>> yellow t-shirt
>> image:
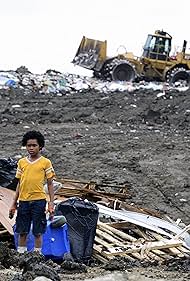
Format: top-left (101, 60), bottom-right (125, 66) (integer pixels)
top-left (16, 156), bottom-right (55, 201)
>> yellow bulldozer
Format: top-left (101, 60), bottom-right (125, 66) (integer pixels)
top-left (72, 30), bottom-right (190, 85)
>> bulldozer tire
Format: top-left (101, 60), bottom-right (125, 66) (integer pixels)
top-left (167, 67), bottom-right (190, 86)
top-left (102, 59), bottom-right (136, 82)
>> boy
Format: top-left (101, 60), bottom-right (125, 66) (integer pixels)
top-left (9, 130), bottom-right (55, 253)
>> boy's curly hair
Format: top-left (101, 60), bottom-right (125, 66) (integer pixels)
top-left (22, 131), bottom-right (45, 148)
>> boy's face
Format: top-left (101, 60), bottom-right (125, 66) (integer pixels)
top-left (26, 139), bottom-right (41, 156)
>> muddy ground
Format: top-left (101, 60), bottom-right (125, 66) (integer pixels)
top-left (0, 81), bottom-right (190, 280)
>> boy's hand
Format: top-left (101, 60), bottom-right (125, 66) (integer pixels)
top-left (48, 202), bottom-right (54, 220)
top-left (9, 203), bottom-right (17, 219)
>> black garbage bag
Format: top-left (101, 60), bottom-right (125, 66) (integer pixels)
top-left (0, 158), bottom-right (17, 189)
top-left (55, 197), bottom-right (99, 264)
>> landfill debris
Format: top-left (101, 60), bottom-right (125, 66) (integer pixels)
top-left (93, 204), bottom-right (190, 262)
top-left (0, 65), bottom-right (190, 281)
top-left (45, 179), bottom-right (190, 263)
top-left (53, 179), bottom-right (190, 263)
top-left (33, 277), bottom-right (53, 281)
top-left (0, 175), bottom-right (190, 281)
top-left (0, 72), bottom-right (19, 88)
top-left (0, 68), bottom-right (188, 95)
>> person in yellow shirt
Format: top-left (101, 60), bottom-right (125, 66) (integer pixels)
top-left (9, 130), bottom-right (55, 254)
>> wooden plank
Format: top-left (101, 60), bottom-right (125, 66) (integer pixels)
top-left (98, 224), bottom-right (125, 243)
top-left (102, 240), bottom-right (183, 257)
top-left (95, 236), bottom-right (112, 248)
top-left (173, 246), bottom-right (190, 258)
top-left (98, 222), bottom-right (137, 242)
top-left (96, 226), bottom-right (165, 261)
top-left (143, 251), bottom-right (164, 262)
top-left (58, 178), bottom-right (90, 185)
top-left (58, 178), bottom-right (128, 190)
top-left (93, 252), bottom-right (109, 263)
top-left (56, 187), bottom-right (130, 200)
top-left (98, 220), bottom-right (184, 259)
top-left (0, 230), bottom-right (8, 235)
top-left (93, 243), bottom-right (103, 253)
top-left (93, 233), bottom-right (143, 260)
top-left (106, 221), bottom-right (136, 230)
top-left (0, 200), bottom-right (15, 234)
top-left (119, 250), bottom-right (144, 260)
top-left (0, 188), bottom-right (16, 235)
top-left (98, 223), bottom-right (164, 261)
top-left (55, 178), bottom-right (130, 200)
top-left (150, 232), bottom-right (184, 257)
top-left (130, 252), bottom-right (144, 260)
top-left (93, 245), bottom-right (113, 260)
top-left (96, 229), bottom-right (125, 246)
top-left (93, 243), bottom-right (143, 260)
top-left (0, 188), bottom-right (16, 205)
top-left (133, 228), bottom-right (173, 260)
top-left (177, 246), bottom-right (190, 254)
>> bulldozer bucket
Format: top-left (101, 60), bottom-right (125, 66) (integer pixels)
top-left (72, 36), bottom-right (107, 71)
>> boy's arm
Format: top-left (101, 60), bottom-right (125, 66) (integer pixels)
top-left (47, 178), bottom-right (54, 216)
top-left (9, 180), bottom-right (20, 218)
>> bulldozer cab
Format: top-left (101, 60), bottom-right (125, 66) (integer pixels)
top-left (142, 30), bottom-right (172, 61)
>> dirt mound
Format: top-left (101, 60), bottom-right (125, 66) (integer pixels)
top-left (1, 86), bottom-right (190, 222)
top-left (0, 81), bottom-right (190, 280)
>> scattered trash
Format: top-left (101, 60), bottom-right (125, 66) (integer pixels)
top-left (0, 174), bottom-right (190, 280)
top-left (0, 72), bottom-right (19, 88)
top-left (157, 92), bottom-right (165, 98)
top-left (11, 105), bottom-right (21, 108)
top-left (0, 68), bottom-right (188, 94)
top-left (52, 179), bottom-right (190, 262)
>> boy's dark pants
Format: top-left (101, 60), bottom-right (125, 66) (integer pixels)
top-left (16, 199), bottom-right (47, 236)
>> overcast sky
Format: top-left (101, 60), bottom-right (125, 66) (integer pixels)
top-left (0, 0), bottom-right (190, 75)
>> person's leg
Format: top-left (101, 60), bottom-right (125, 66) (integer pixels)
top-left (18, 233), bottom-right (28, 253)
top-left (16, 201), bottom-right (31, 253)
top-left (19, 233), bottom-right (27, 246)
top-left (31, 199), bottom-right (47, 253)
top-left (34, 234), bottom-right (42, 252)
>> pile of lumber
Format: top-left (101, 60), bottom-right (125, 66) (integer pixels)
top-left (52, 179), bottom-right (190, 263)
top-left (93, 221), bottom-right (190, 262)
top-left (55, 178), bottom-right (130, 202)
top-left (1, 178), bottom-right (190, 264)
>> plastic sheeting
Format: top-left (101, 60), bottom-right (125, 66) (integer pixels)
top-left (0, 158), bottom-right (17, 188)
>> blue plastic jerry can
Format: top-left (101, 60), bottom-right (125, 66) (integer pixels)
top-left (13, 220), bottom-right (71, 259)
